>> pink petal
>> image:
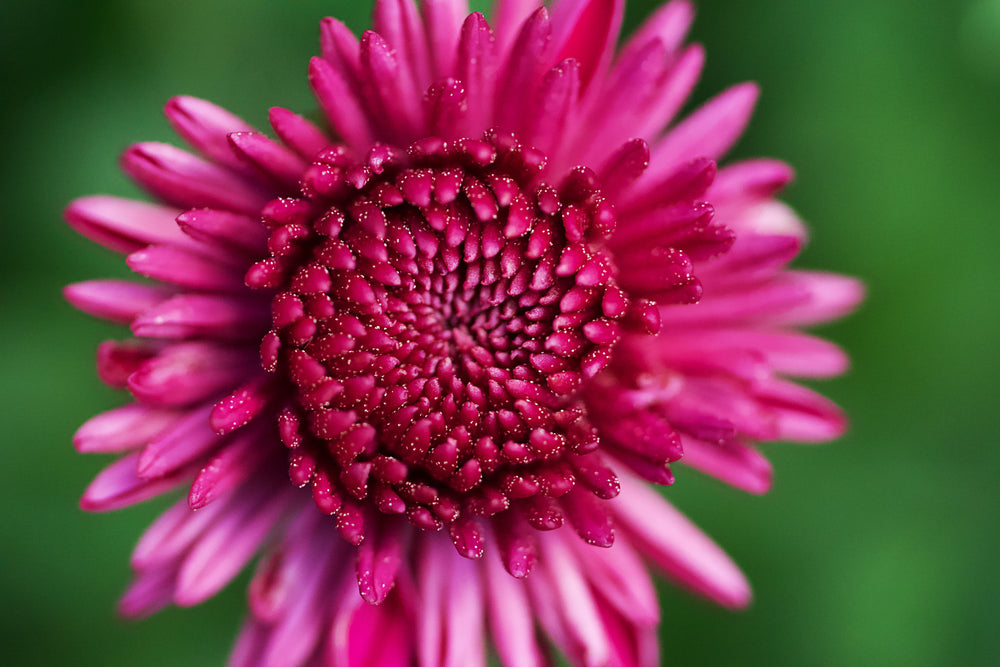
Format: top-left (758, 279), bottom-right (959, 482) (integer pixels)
top-left (484, 544), bottom-right (547, 667)
top-left (374, 0), bottom-right (433, 94)
top-left (164, 95), bottom-right (256, 172)
top-left (174, 485), bottom-right (289, 606)
top-left (127, 244), bottom-right (247, 292)
top-left (523, 59), bottom-right (580, 160)
top-left (131, 293), bottom-right (269, 341)
top-left (131, 496), bottom-right (227, 569)
top-left (188, 429), bottom-right (274, 509)
top-left (679, 436), bottom-right (773, 494)
top-left (118, 564), bottom-right (177, 619)
top-left (74, 403), bottom-right (183, 454)
top-left (648, 82), bottom-right (759, 176)
top-left (64, 195), bottom-right (190, 254)
top-left (493, 8), bottom-right (551, 133)
top-left (136, 403), bottom-right (222, 478)
top-left (767, 271), bottom-right (866, 326)
top-left (228, 131), bottom-right (309, 192)
top-left (755, 378), bottom-right (848, 443)
top-left (120, 142), bottom-right (270, 215)
top-left (269, 106), bottom-right (331, 161)
top-left (455, 12), bottom-right (498, 136)
top-left (421, 0), bottom-right (469, 78)
top-left (549, 0), bottom-right (623, 89)
top-left (611, 470), bottom-right (752, 608)
top-left (619, 0), bottom-right (695, 60)
top-left (176, 207), bottom-right (268, 256)
top-left (355, 517), bottom-right (406, 604)
top-left (533, 533), bottom-right (611, 666)
top-left (320, 17), bottom-right (362, 84)
top-left (127, 343), bottom-right (253, 409)
top-left (64, 280), bottom-right (171, 324)
top-left (309, 56), bottom-right (375, 149)
top-left (565, 533), bottom-right (659, 625)
top-left (491, 0), bottom-right (539, 60)
top-left (80, 452), bottom-right (190, 512)
top-left (359, 30), bottom-right (424, 144)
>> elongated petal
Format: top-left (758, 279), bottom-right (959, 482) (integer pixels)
top-left (65, 195), bottom-right (190, 254)
top-left (121, 142), bottom-right (270, 215)
top-left (65, 280), bottom-right (171, 324)
top-left (612, 471), bottom-right (752, 608)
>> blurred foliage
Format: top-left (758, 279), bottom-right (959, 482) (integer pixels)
top-left (0, 0), bottom-right (997, 665)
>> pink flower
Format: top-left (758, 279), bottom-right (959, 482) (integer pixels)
top-left (66, 1), bottom-right (863, 665)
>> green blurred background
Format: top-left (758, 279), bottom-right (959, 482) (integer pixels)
top-left (1, 0), bottom-right (998, 665)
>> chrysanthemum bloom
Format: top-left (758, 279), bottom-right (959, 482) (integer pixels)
top-left (66, 1), bottom-right (862, 665)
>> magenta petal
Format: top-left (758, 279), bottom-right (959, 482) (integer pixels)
top-left (74, 404), bottom-right (183, 454)
top-left (65, 195), bottom-right (190, 254)
top-left (117, 565), bottom-right (177, 619)
top-left (127, 244), bottom-right (247, 292)
top-left (421, 0), bottom-right (469, 78)
top-left (710, 158), bottom-right (795, 203)
top-left (127, 343), bottom-right (253, 409)
top-left (80, 452), bottom-right (190, 512)
top-left (229, 131), bottom-right (309, 192)
top-left (309, 56), bottom-right (374, 149)
top-left (132, 293), bottom-right (269, 342)
top-left (768, 271), bottom-right (866, 326)
top-left (174, 486), bottom-right (289, 606)
top-left (176, 208), bottom-right (268, 256)
top-left (269, 106), bottom-right (330, 161)
top-left (756, 378), bottom-right (848, 443)
top-left (532, 534), bottom-right (611, 666)
top-left (136, 403), bottom-right (222, 478)
top-left (164, 95), bottom-right (256, 172)
top-left (131, 496), bottom-right (226, 569)
top-left (456, 12), bottom-right (498, 136)
top-left (320, 16), bottom-right (362, 87)
top-left (189, 429), bottom-right (272, 509)
top-left (549, 0), bottom-right (623, 89)
top-left (620, 0), bottom-right (695, 59)
top-left (356, 518), bottom-right (405, 603)
top-left (523, 59), bottom-right (580, 158)
top-left (64, 280), bottom-right (170, 324)
top-left (121, 142), bottom-right (270, 215)
top-left (494, 7), bottom-right (551, 133)
top-left (484, 543), bottom-right (547, 667)
top-left (373, 0), bottom-right (433, 94)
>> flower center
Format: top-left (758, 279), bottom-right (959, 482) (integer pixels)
top-left (247, 132), bottom-right (628, 545)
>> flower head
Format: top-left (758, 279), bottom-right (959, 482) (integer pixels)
top-left (66, 1), bottom-right (862, 665)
